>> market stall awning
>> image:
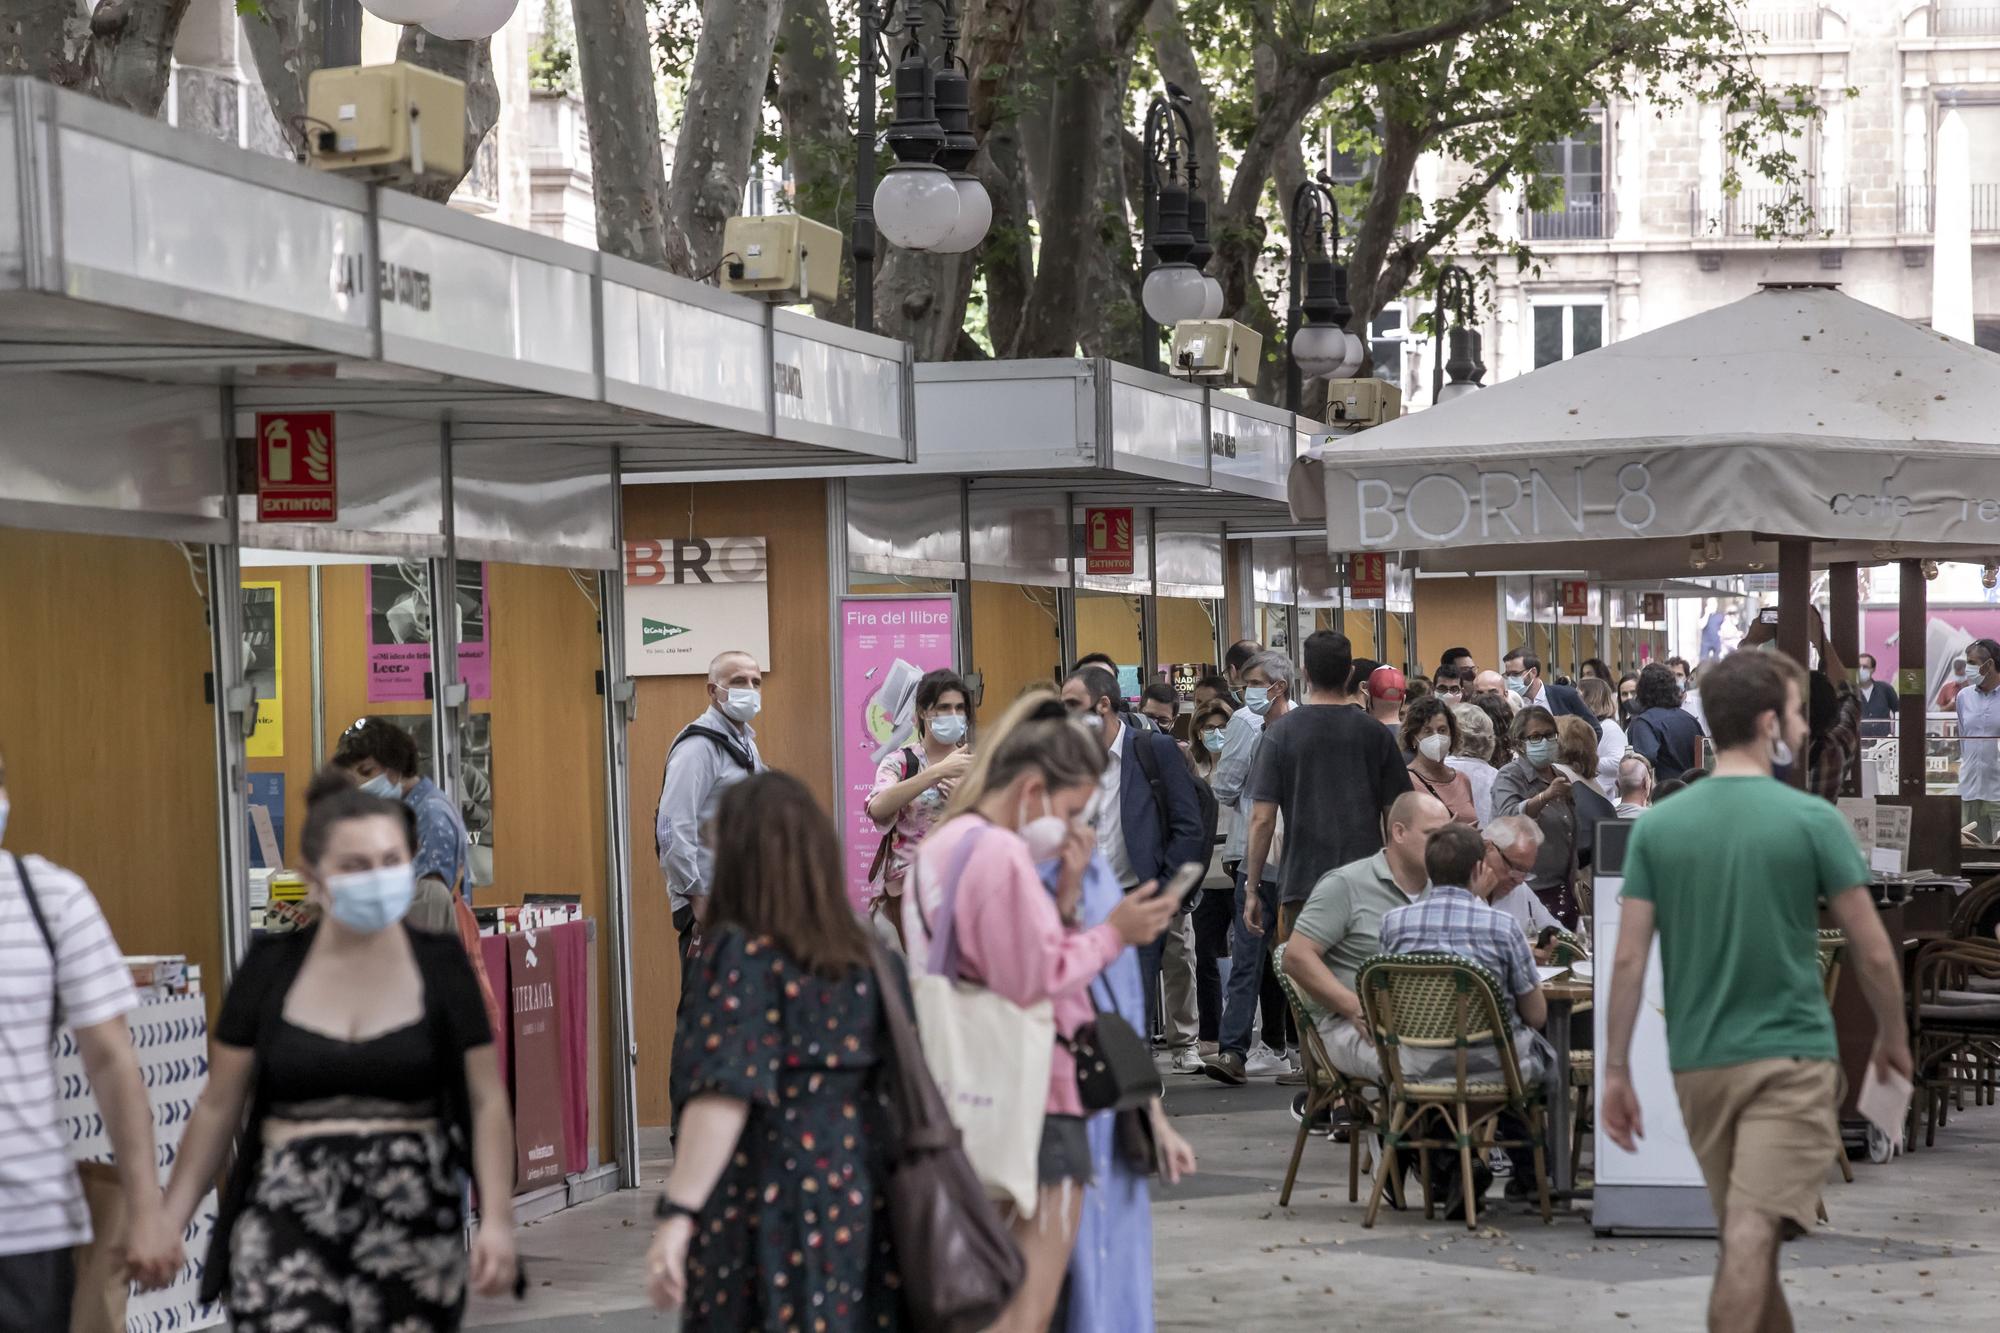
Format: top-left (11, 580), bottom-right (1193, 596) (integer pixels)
top-left (0, 77), bottom-right (916, 560)
top-left (1312, 285), bottom-right (2000, 576)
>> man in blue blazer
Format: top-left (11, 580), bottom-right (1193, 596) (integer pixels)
top-left (1062, 666), bottom-right (1209, 1067)
top-left (1503, 648), bottom-right (1602, 739)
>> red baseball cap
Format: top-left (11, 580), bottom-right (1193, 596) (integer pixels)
top-left (1367, 665), bottom-right (1407, 702)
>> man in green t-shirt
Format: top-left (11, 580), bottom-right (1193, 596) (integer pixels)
top-left (1602, 649), bottom-right (1910, 1333)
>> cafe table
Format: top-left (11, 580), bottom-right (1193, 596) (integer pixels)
top-left (1541, 975), bottom-right (1594, 1199)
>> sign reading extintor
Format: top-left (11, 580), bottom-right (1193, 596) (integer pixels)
top-left (1642, 592), bottom-right (1666, 621)
top-left (1349, 552), bottom-right (1387, 600)
top-left (1084, 507), bottom-right (1135, 576)
top-left (256, 412), bottom-right (337, 522)
top-left (1560, 579), bottom-right (1590, 618)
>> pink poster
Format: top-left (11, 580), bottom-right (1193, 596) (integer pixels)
top-left (367, 560), bottom-right (492, 703)
top-left (841, 597), bottom-right (956, 911)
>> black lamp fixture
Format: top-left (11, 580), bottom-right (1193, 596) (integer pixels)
top-left (1431, 263), bottom-right (1486, 405)
top-left (1139, 90), bottom-right (1214, 372)
top-left (1285, 175), bottom-right (1365, 412)
top-left (852, 0), bottom-right (991, 333)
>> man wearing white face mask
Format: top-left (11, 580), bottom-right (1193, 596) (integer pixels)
top-left (657, 651), bottom-right (767, 965)
top-left (1956, 638), bottom-right (2000, 844)
top-left (332, 717), bottom-right (469, 934)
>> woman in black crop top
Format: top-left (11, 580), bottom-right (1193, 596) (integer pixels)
top-left (162, 772), bottom-right (519, 1330)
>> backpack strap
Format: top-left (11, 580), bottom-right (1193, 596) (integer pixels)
top-left (11, 855), bottom-right (62, 1038)
top-left (654, 723), bottom-right (759, 861)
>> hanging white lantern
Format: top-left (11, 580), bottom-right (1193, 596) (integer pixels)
top-left (360, 0), bottom-right (457, 25)
top-left (423, 0), bottom-right (519, 41)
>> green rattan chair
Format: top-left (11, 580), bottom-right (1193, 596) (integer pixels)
top-left (1271, 942), bottom-right (1388, 1207)
top-left (1356, 951), bottom-right (1553, 1230)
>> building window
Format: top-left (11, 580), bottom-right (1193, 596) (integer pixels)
top-left (1526, 121), bottom-right (1608, 239)
top-left (1531, 300), bottom-right (1605, 368)
top-left (1370, 303), bottom-right (1407, 389)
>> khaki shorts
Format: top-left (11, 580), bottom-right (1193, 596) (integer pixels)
top-left (1673, 1057), bottom-right (1842, 1239)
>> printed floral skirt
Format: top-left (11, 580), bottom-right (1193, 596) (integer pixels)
top-left (227, 1129), bottom-right (466, 1332)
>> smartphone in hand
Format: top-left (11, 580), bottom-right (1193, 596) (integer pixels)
top-left (1165, 861), bottom-right (1207, 908)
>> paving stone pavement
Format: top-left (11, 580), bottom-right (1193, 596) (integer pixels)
top-left (469, 1074), bottom-right (2000, 1331)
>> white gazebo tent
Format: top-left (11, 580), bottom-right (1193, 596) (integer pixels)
top-left (1307, 282), bottom-right (1998, 867)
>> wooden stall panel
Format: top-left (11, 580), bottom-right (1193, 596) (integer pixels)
top-left (0, 529), bottom-right (222, 1016)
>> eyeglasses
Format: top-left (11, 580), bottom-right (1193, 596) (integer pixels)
top-left (1488, 844), bottom-right (1536, 878)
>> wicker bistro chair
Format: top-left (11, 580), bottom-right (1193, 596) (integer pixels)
top-left (1270, 943), bottom-right (1388, 1208)
top-left (1356, 952), bottom-right (1554, 1230)
top-left (1909, 940), bottom-right (2000, 1146)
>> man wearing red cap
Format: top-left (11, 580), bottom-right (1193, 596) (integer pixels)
top-left (1365, 665), bottom-right (1406, 735)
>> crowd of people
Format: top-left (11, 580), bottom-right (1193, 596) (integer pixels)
top-left (0, 594), bottom-right (1968, 1333)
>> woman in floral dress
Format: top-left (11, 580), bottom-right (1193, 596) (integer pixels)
top-left (647, 771), bottom-right (903, 1331)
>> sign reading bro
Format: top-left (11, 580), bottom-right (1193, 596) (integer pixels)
top-left (625, 536), bottom-right (769, 586)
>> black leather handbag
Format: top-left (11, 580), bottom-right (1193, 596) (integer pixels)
top-left (1066, 982), bottom-right (1162, 1113)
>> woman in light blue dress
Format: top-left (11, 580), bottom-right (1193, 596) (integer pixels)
top-left (1046, 851), bottom-right (1198, 1333)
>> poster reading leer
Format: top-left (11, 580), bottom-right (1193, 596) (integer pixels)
top-left (367, 560), bottom-right (492, 702)
top-left (840, 597), bottom-right (956, 912)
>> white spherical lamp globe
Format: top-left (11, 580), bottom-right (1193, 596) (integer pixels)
top-left (933, 174), bottom-right (993, 254)
top-left (875, 164), bottom-right (961, 251)
top-left (422, 0), bottom-right (518, 41)
top-left (1199, 274), bottom-right (1225, 319)
top-left (362, 0), bottom-right (456, 24)
top-left (1291, 324), bottom-right (1347, 380)
top-left (1335, 330), bottom-right (1368, 379)
top-left (1142, 263), bottom-right (1209, 326)
top-left (1437, 379), bottom-right (1481, 404)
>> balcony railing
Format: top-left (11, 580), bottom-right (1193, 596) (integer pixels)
top-left (1898, 183), bottom-right (2000, 232)
top-left (1743, 6), bottom-right (1824, 42)
top-left (1935, 3), bottom-right (2000, 36)
top-left (1521, 191), bottom-right (1614, 240)
top-left (1687, 186), bottom-right (1848, 238)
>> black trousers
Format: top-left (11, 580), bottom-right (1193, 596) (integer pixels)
top-left (1191, 885), bottom-right (1235, 1043)
top-left (0, 1245), bottom-right (73, 1333)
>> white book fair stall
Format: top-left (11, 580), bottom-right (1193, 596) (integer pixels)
top-left (0, 78), bottom-right (914, 1328)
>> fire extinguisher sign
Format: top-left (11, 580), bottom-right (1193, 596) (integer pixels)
top-left (256, 412), bottom-right (338, 522)
top-left (1084, 506), bottom-right (1135, 576)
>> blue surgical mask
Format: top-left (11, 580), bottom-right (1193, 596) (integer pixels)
top-left (929, 714), bottom-right (968, 745)
top-left (1505, 674), bottom-right (1528, 697)
top-left (1201, 728), bottom-right (1225, 753)
top-left (1524, 738), bottom-right (1556, 769)
top-left (721, 687), bottom-right (762, 723)
top-left (1245, 686), bottom-right (1272, 716)
top-left (359, 774), bottom-right (399, 800)
top-left (325, 863), bottom-right (416, 933)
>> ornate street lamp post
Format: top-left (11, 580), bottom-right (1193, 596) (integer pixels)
top-left (1139, 91), bottom-right (1214, 373)
top-left (1284, 175), bottom-right (1365, 412)
top-left (1431, 263), bottom-right (1486, 404)
top-left (853, 0), bottom-right (991, 333)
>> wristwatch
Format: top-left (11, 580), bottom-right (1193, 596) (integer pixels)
top-left (654, 1195), bottom-right (701, 1224)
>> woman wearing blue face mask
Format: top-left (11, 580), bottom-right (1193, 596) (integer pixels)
top-left (1490, 706), bottom-right (1583, 927)
top-left (864, 670), bottom-right (975, 944)
top-left (331, 716), bottom-right (470, 935)
top-left (163, 770), bottom-right (519, 1330)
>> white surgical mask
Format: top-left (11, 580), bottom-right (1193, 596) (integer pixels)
top-left (721, 687), bottom-right (762, 723)
top-left (1245, 686), bottom-right (1272, 716)
top-left (359, 774), bottom-right (399, 800)
top-left (1418, 733), bottom-right (1452, 763)
top-left (1080, 710), bottom-right (1105, 733)
top-left (1019, 791), bottom-right (1070, 862)
top-left (1858, 666), bottom-right (1873, 685)
top-left (929, 714), bottom-right (968, 745)
top-left (1771, 733), bottom-right (1795, 769)
top-left (0, 794), bottom-right (9, 846)
top-left (325, 863), bottom-right (417, 934)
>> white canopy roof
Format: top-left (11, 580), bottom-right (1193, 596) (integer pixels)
top-left (1314, 285), bottom-right (2000, 578)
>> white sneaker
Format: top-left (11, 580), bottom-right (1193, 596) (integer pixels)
top-left (1170, 1049), bottom-right (1206, 1075)
top-left (1243, 1042), bottom-right (1288, 1077)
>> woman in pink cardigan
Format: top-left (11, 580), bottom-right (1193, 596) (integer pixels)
top-left (906, 692), bottom-right (1179, 1332)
